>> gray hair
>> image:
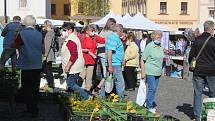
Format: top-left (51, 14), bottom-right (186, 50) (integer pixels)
top-left (44, 20), bottom-right (53, 28)
top-left (204, 20), bottom-right (215, 31)
top-left (112, 24), bottom-right (123, 32)
top-left (23, 15), bottom-right (36, 26)
top-left (151, 30), bottom-right (162, 40)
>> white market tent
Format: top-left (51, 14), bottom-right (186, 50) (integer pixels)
top-left (92, 11), bottom-right (169, 31)
top-left (121, 13), bottom-right (132, 23)
top-left (123, 12), bottom-right (169, 31)
top-left (114, 15), bottom-right (123, 24)
top-left (36, 18), bottom-right (83, 27)
top-left (91, 11), bottom-right (123, 27)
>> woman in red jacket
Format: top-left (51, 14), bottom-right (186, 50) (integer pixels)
top-left (79, 25), bottom-right (105, 92)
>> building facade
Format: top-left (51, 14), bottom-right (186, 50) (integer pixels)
top-left (110, 0), bottom-right (122, 15)
top-left (113, 0), bottom-right (215, 31)
top-left (0, 0), bottom-right (52, 21)
top-left (122, 0), bottom-right (199, 31)
top-left (121, 0), bottom-right (146, 16)
top-left (147, 0), bottom-right (199, 31)
top-left (51, 0), bottom-right (72, 20)
top-left (199, 0), bottom-right (215, 23)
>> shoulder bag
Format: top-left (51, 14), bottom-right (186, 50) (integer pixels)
top-left (189, 35), bottom-right (212, 71)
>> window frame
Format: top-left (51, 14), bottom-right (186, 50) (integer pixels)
top-left (209, 9), bottom-right (215, 18)
top-left (160, 2), bottom-right (167, 14)
top-left (64, 4), bottom-right (70, 16)
top-left (19, 0), bottom-right (27, 8)
top-left (51, 4), bottom-right (56, 15)
top-left (181, 2), bottom-right (188, 15)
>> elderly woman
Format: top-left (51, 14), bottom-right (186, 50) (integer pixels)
top-left (140, 30), bottom-right (164, 114)
top-left (79, 24), bottom-right (105, 92)
top-left (124, 33), bottom-right (139, 90)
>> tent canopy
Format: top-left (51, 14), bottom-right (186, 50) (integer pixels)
top-left (91, 11), bottom-right (123, 27)
top-left (121, 13), bottom-right (132, 23)
top-left (36, 18), bottom-right (83, 27)
top-left (123, 12), bottom-right (169, 31)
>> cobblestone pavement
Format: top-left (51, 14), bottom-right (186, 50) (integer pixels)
top-left (0, 102), bottom-right (63, 121)
top-left (125, 76), bottom-right (195, 121)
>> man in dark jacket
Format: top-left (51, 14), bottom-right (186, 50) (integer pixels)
top-left (0, 16), bottom-right (22, 71)
top-left (189, 20), bottom-right (215, 121)
top-left (12, 15), bottom-right (42, 118)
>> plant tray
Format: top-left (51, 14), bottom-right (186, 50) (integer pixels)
top-left (70, 111), bottom-right (111, 121)
top-left (102, 101), bottom-right (161, 121)
top-left (59, 95), bottom-right (112, 121)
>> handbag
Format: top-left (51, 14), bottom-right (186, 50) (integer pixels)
top-left (189, 35), bottom-right (212, 71)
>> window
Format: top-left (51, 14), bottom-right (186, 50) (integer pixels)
top-left (209, 10), bottom-right (215, 18)
top-left (78, 2), bottom-right (84, 13)
top-left (51, 4), bottom-right (56, 15)
top-left (160, 2), bottom-right (167, 14)
top-left (64, 4), bottom-right (70, 15)
top-left (19, 0), bottom-right (27, 8)
top-left (181, 2), bottom-right (188, 14)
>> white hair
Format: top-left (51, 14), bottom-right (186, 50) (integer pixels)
top-left (24, 15), bottom-right (36, 26)
top-left (151, 30), bottom-right (163, 40)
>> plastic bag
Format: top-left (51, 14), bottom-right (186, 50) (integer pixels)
top-left (136, 79), bottom-right (147, 106)
top-left (105, 73), bottom-right (114, 93)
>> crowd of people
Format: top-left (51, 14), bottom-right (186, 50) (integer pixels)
top-left (1, 14), bottom-right (215, 121)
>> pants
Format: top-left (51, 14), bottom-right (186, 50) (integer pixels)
top-left (0, 48), bottom-right (16, 70)
top-left (21, 69), bottom-right (41, 114)
top-left (100, 57), bottom-right (106, 78)
top-left (80, 65), bottom-right (94, 91)
top-left (101, 65), bottom-right (125, 100)
top-left (124, 66), bottom-right (137, 89)
top-left (67, 73), bottom-right (89, 100)
top-left (43, 61), bottom-right (54, 87)
top-left (193, 75), bottom-right (215, 121)
top-left (146, 75), bottom-right (160, 109)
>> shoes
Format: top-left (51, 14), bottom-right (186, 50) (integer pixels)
top-left (41, 84), bottom-right (53, 92)
top-left (203, 86), bottom-right (209, 92)
top-left (148, 108), bottom-right (156, 114)
top-left (143, 103), bottom-right (147, 108)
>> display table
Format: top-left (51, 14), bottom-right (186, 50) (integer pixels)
top-left (169, 56), bottom-right (184, 60)
top-left (168, 56), bottom-right (184, 79)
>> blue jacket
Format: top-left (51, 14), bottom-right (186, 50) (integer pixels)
top-left (1, 22), bottom-right (22, 48)
top-left (18, 27), bottom-right (42, 70)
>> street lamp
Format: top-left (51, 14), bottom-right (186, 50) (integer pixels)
top-left (4, 0), bottom-right (7, 23)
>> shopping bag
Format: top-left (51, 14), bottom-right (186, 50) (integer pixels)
top-left (136, 79), bottom-right (147, 106)
top-left (105, 73), bottom-right (114, 93)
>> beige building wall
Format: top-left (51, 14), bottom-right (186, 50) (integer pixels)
top-left (199, 0), bottom-right (214, 23)
top-left (51, 0), bottom-right (72, 20)
top-left (110, 0), bottom-right (122, 15)
top-left (147, 0), bottom-right (198, 31)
